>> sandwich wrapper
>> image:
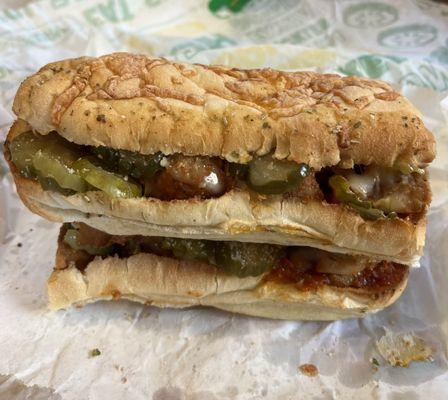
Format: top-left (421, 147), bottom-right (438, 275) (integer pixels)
top-left (0, 0), bottom-right (448, 398)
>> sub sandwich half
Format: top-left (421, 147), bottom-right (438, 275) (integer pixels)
top-left (48, 223), bottom-right (409, 320)
top-left (4, 53), bottom-right (435, 265)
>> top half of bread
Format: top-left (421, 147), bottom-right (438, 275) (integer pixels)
top-left (12, 52), bottom-right (435, 170)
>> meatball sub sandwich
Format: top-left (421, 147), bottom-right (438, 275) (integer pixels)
top-left (5, 53), bottom-right (434, 265)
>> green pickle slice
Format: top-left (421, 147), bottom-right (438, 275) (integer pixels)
top-left (90, 146), bottom-right (119, 168)
top-left (38, 177), bottom-right (77, 196)
top-left (91, 146), bottom-right (163, 180)
top-left (117, 150), bottom-right (163, 180)
top-left (73, 158), bottom-right (142, 198)
top-left (121, 239), bottom-right (142, 257)
top-left (161, 237), bottom-right (214, 263)
top-left (394, 161), bottom-right (424, 175)
top-left (160, 238), bottom-right (282, 277)
top-left (63, 229), bottom-right (113, 256)
top-left (33, 150), bottom-right (86, 192)
top-left (10, 131), bottom-right (87, 192)
top-left (215, 241), bottom-right (284, 277)
top-left (329, 175), bottom-right (390, 220)
top-left (247, 155), bottom-right (310, 194)
top-left (9, 132), bottom-right (43, 178)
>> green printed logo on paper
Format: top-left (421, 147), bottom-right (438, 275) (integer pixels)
top-left (0, 67), bottom-right (9, 80)
top-left (170, 35), bottom-right (236, 60)
top-left (378, 24), bottom-right (438, 48)
top-left (430, 40), bottom-right (448, 65)
top-left (279, 19), bottom-right (329, 45)
top-left (208, 0), bottom-right (251, 13)
top-left (338, 54), bottom-right (404, 79)
top-left (0, 20), bottom-right (71, 47)
top-left (83, 0), bottom-right (133, 26)
top-left (0, 5), bottom-right (34, 23)
top-left (145, 0), bottom-right (161, 6)
top-left (400, 64), bottom-right (448, 92)
top-left (51, 0), bottom-right (86, 9)
top-left (415, 0), bottom-right (438, 11)
top-left (343, 2), bottom-right (398, 29)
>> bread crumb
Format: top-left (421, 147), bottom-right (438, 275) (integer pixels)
top-left (121, 377), bottom-right (127, 384)
top-left (370, 357), bottom-right (380, 372)
top-left (88, 348), bottom-right (101, 358)
top-left (376, 330), bottom-right (433, 367)
top-left (298, 364), bottom-right (318, 377)
top-left (124, 313), bottom-right (133, 321)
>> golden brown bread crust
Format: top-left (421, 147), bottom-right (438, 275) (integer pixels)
top-left (13, 171), bottom-right (428, 265)
top-left (4, 120), bottom-right (428, 265)
top-left (47, 233), bottom-right (409, 320)
top-left (13, 52), bottom-right (435, 169)
top-left (10, 170), bottom-right (426, 266)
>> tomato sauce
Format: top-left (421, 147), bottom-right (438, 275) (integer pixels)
top-left (265, 257), bottom-right (408, 292)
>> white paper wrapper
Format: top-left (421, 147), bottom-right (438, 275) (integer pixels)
top-left (0, 1), bottom-right (448, 398)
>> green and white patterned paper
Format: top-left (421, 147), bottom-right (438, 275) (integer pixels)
top-left (0, 1), bottom-right (447, 399)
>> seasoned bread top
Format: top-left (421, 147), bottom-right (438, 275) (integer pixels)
top-left (13, 52), bottom-right (435, 169)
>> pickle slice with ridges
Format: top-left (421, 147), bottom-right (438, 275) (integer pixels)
top-left (161, 237), bottom-right (214, 263)
top-left (9, 132), bottom-right (45, 178)
top-left (91, 146), bottom-right (163, 180)
top-left (73, 158), bottom-right (142, 198)
top-left (117, 150), bottom-right (163, 180)
top-left (38, 177), bottom-right (77, 196)
top-left (33, 150), bottom-right (87, 192)
top-left (215, 241), bottom-right (284, 277)
top-left (10, 131), bottom-right (87, 193)
top-left (247, 155), bottom-right (310, 195)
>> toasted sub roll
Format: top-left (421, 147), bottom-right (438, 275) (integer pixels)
top-left (5, 53), bottom-right (435, 265)
top-left (5, 120), bottom-right (428, 265)
top-left (12, 53), bottom-right (435, 168)
top-left (48, 226), bottom-right (409, 320)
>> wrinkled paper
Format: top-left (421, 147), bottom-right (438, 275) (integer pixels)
top-left (0, 1), bottom-right (447, 399)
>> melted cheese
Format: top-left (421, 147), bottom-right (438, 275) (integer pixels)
top-left (345, 172), bottom-right (377, 198)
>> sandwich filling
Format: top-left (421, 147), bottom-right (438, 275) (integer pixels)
top-left (60, 223), bottom-right (408, 293)
top-left (8, 130), bottom-right (429, 221)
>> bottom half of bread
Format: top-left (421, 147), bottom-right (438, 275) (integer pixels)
top-left (48, 236), bottom-right (409, 321)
